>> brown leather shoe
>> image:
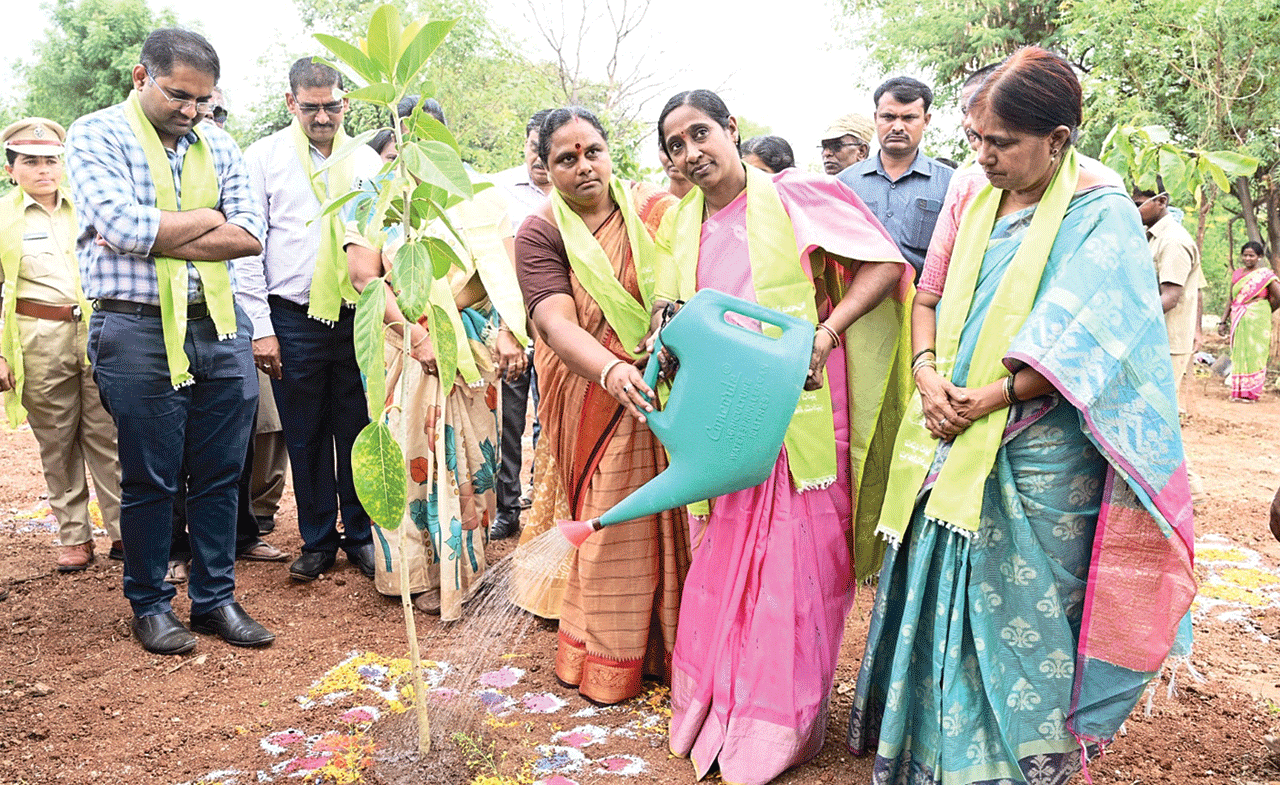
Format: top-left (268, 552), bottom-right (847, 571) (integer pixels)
top-left (56, 542), bottom-right (93, 572)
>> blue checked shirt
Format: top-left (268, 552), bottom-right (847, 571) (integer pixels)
top-left (64, 100), bottom-right (265, 305)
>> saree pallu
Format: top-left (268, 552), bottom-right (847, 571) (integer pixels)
top-left (849, 188), bottom-right (1196, 784)
top-left (1228, 266), bottom-right (1277, 400)
top-left (516, 181), bottom-right (690, 704)
top-left (372, 305), bottom-right (500, 623)
top-left (667, 171), bottom-right (913, 785)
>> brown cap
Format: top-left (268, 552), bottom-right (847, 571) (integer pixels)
top-left (2, 117), bottom-right (66, 156)
top-left (821, 113), bottom-right (874, 144)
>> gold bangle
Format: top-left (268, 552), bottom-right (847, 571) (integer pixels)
top-left (411, 328), bottom-right (429, 349)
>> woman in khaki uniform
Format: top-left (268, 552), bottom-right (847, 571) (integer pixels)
top-left (0, 118), bottom-right (122, 571)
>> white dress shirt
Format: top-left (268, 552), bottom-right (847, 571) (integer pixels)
top-left (235, 127), bottom-right (382, 338)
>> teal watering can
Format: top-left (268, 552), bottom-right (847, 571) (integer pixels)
top-left (558, 289), bottom-right (815, 547)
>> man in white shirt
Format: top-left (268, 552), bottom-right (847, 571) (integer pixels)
top-left (236, 58), bottom-right (383, 580)
top-left (487, 109), bottom-right (550, 539)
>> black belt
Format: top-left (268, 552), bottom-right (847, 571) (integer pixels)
top-left (94, 298), bottom-right (209, 319)
top-left (268, 294), bottom-right (310, 315)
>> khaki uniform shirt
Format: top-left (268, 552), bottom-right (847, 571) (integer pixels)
top-left (1, 192), bottom-right (80, 306)
top-left (1147, 212), bottom-right (1203, 355)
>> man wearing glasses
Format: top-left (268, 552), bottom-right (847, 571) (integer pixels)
top-left (817, 113), bottom-right (873, 176)
top-left (64, 28), bottom-right (271, 654)
top-left (235, 58), bottom-right (382, 583)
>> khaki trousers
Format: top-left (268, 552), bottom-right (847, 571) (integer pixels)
top-left (18, 315), bottom-right (121, 544)
top-left (250, 369), bottom-right (288, 518)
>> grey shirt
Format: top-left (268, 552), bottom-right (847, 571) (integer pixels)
top-left (838, 151), bottom-right (953, 278)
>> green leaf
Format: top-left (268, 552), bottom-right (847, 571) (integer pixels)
top-left (410, 113), bottom-right (462, 156)
top-left (1202, 150), bottom-right (1260, 179)
top-left (343, 83), bottom-right (397, 107)
top-left (393, 241), bottom-right (433, 322)
top-left (425, 236), bottom-right (465, 278)
top-left (400, 142), bottom-right (472, 199)
top-left (1141, 125), bottom-right (1172, 145)
top-left (429, 304), bottom-right (458, 386)
top-left (1200, 156), bottom-right (1232, 192)
top-left (312, 36), bottom-right (381, 85)
top-left (365, 4), bottom-right (402, 74)
top-left (395, 19), bottom-right (456, 85)
top-left (352, 421), bottom-right (406, 530)
top-left (1157, 148), bottom-right (1188, 199)
top-left (315, 189), bottom-right (364, 223)
top-left (311, 128), bottom-right (380, 179)
top-left (354, 278), bottom-right (388, 419)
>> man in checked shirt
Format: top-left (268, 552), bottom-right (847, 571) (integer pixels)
top-left (65, 28), bottom-right (273, 655)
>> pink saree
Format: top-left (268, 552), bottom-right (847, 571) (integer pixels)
top-left (668, 171), bottom-right (910, 785)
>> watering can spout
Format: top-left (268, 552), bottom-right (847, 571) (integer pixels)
top-left (557, 517), bottom-right (602, 549)
top-left (557, 289), bottom-right (814, 548)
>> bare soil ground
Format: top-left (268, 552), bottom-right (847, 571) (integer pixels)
top-left (6, 359), bottom-right (1280, 785)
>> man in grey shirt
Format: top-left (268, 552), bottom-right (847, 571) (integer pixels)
top-left (838, 76), bottom-right (952, 281)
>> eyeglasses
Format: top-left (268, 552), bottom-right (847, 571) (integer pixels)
top-left (819, 140), bottom-right (867, 154)
top-left (295, 100), bottom-right (345, 116)
top-left (145, 68), bottom-right (213, 115)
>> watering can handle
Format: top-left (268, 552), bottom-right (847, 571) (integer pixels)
top-left (642, 332), bottom-right (665, 394)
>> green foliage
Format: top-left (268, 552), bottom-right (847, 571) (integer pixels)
top-left (1100, 125), bottom-right (1259, 202)
top-left (353, 278), bottom-right (389, 419)
top-left (19, 0), bottom-right (178, 127)
top-left (289, 0), bottom-right (562, 173)
top-left (351, 421), bottom-right (407, 529)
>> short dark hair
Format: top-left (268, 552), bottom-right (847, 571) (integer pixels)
top-left (874, 76), bottom-right (933, 112)
top-left (740, 135), bottom-right (795, 173)
top-left (5, 149), bottom-right (16, 166)
top-left (526, 109), bottom-right (553, 139)
top-left (1132, 176), bottom-right (1167, 200)
top-left (657, 89), bottom-right (737, 156)
top-left (1243, 240), bottom-right (1267, 257)
top-left (140, 28), bottom-right (220, 81)
top-left (962, 63), bottom-right (1000, 91)
top-left (368, 128), bottom-right (395, 156)
top-left (397, 95), bottom-right (446, 125)
top-left (969, 47), bottom-right (1082, 144)
top-left (537, 107), bottom-right (608, 165)
top-left (289, 57), bottom-right (343, 95)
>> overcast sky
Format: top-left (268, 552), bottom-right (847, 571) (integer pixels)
top-left (4, 0), bottom-right (954, 171)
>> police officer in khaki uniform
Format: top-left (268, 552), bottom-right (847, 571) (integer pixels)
top-left (0, 118), bottom-right (123, 571)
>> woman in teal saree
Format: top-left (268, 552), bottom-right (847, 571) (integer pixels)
top-left (848, 47), bottom-right (1196, 785)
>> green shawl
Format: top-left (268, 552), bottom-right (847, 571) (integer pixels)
top-left (878, 148), bottom-right (1081, 542)
top-left (289, 118), bottom-right (359, 324)
top-left (123, 91), bottom-right (237, 389)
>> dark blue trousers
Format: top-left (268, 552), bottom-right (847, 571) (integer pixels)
top-left (89, 306), bottom-right (256, 618)
top-left (268, 300), bottom-right (370, 556)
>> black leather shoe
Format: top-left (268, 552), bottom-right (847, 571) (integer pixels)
top-left (346, 544), bottom-right (376, 580)
top-left (108, 540), bottom-right (125, 561)
top-left (255, 515), bottom-right (276, 535)
top-left (132, 611), bottom-right (197, 655)
top-left (289, 551), bottom-right (336, 581)
top-left (190, 602), bottom-right (275, 647)
top-left (488, 515), bottom-right (520, 540)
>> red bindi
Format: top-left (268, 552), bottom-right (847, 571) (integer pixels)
top-left (575, 143), bottom-right (582, 151)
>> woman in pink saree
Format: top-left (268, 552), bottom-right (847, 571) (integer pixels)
top-left (653, 89), bottom-right (914, 785)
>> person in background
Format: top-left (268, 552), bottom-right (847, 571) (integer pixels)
top-left (198, 86), bottom-right (228, 129)
top-left (368, 129), bottom-right (397, 163)
top-left (1219, 240), bottom-right (1280, 402)
top-left (1134, 183), bottom-right (1209, 504)
top-left (849, 47), bottom-right (1194, 784)
top-left (656, 88), bottom-right (912, 785)
top-left (659, 147), bottom-right (692, 199)
top-left (838, 76), bottom-right (952, 281)
top-left (66, 28), bottom-right (272, 654)
top-left (0, 118), bottom-right (123, 573)
top-left (488, 109), bottom-right (552, 540)
top-left (236, 57), bottom-right (382, 582)
top-left (514, 107), bottom-right (690, 699)
top-left (740, 135), bottom-right (795, 173)
top-left (818, 112), bottom-right (873, 175)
